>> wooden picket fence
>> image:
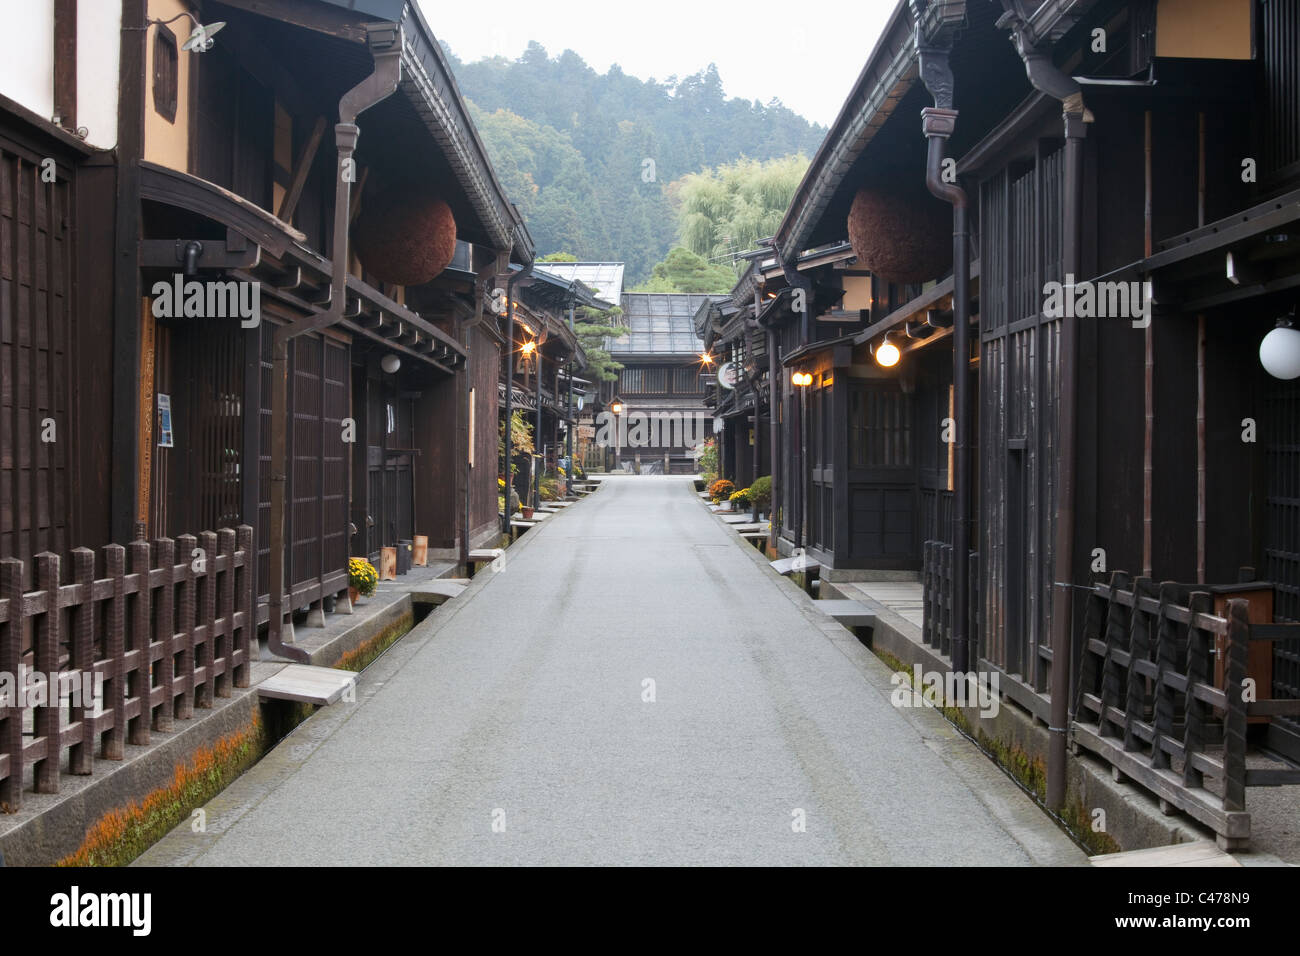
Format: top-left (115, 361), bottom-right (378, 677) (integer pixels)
top-left (1072, 572), bottom-right (1300, 847)
top-left (0, 526), bottom-right (256, 810)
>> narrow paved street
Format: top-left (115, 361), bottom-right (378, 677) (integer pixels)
top-left (140, 478), bottom-right (1082, 866)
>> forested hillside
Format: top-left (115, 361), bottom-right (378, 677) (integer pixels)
top-left (444, 42), bottom-right (825, 283)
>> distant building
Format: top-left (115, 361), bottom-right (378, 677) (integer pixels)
top-left (607, 293), bottom-right (716, 475)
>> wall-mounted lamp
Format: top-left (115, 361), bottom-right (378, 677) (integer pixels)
top-left (700, 352), bottom-right (713, 365)
top-left (128, 12), bottom-right (226, 53)
top-left (1260, 310), bottom-right (1300, 380)
top-left (521, 340), bottom-right (537, 356)
top-left (874, 332), bottom-right (901, 368)
top-left (791, 371), bottom-right (812, 387)
top-left (380, 353), bottom-right (401, 374)
top-left (611, 400), bottom-right (624, 414)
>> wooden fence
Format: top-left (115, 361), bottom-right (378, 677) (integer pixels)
top-left (0, 526), bottom-right (255, 810)
top-left (1072, 572), bottom-right (1300, 847)
top-left (921, 541), bottom-right (979, 658)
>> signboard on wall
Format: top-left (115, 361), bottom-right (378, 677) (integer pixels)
top-left (717, 361), bottom-right (740, 390)
top-left (157, 394), bottom-right (174, 448)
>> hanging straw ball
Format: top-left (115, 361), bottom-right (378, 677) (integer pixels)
top-left (352, 189), bottom-right (457, 286)
top-left (847, 185), bottom-right (951, 283)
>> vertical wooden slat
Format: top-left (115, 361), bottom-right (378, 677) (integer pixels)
top-left (1123, 577), bottom-right (1154, 753)
top-left (197, 529), bottom-right (217, 708)
top-left (235, 524), bottom-right (253, 687)
top-left (33, 551), bottom-right (59, 793)
top-left (127, 538), bottom-right (151, 746)
top-left (216, 527), bottom-right (235, 698)
top-left (1150, 581), bottom-right (1179, 771)
top-left (0, 557), bottom-right (23, 808)
top-left (103, 543), bottom-right (126, 759)
top-left (1182, 590), bottom-right (1212, 789)
top-left (1222, 598), bottom-right (1250, 812)
top-left (69, 546), bottom-right (94, 774)
top-left (175, 532), bottom-right (196, 719)
top-left (1098, 571), bottom-right (1133, 739)
top-left (153, 537), bottom-right (175, 731)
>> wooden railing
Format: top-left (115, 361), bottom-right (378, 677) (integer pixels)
top-left (921, 541), bottom-right (978, 658)
top-left (0, 527), bottom-right (256, 810)
top-left (1072, 572), bottom-right (1300, 847)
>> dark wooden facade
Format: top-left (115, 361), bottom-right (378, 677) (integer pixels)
top-left (4, 0), bottom-right (530, 637)
top-left (765, 0), bottom-right (1300, 829)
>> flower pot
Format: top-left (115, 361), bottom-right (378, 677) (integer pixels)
top-left (522, 506), bottom-right (534, 519)
top-left (349, 586), bottom-right (360, 605)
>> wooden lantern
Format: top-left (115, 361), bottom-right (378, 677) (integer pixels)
top-left (380, 546), bottom-right (397, 581)
top-left (412, 535), bottom-right (428, 567)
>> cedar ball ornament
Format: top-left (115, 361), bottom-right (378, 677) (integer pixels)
top-left (847, 185), bottom-right (951, 283)
top-left (352, 188), bottom-right (457, 286)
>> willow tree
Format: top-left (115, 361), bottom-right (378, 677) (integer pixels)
top-left (677, 154), bottom-right (809, 264)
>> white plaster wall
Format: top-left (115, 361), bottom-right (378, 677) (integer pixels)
top-left (0, 0), bottom-right (56, 121)
top-left (79, 0), bottom-right (121, 148)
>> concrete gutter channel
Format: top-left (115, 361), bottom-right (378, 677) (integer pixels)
top-left (700, 487), bottom-right (1295, 865)
top-left (0, 491), bottom-right (594, 867)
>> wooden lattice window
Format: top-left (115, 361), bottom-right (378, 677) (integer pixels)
top-left (153, 25), bottom-right (178, 123)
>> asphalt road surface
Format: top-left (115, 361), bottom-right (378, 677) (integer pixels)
top-left (138, 476), bottom-right (1083, 866)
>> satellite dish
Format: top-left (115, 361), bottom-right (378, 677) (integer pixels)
top-left (181, 20), bottom-right (226, 53)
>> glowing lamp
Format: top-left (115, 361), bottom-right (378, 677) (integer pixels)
top-left (875, 334), bottom-right (901, 368)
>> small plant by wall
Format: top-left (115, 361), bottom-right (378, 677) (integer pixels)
top-left (334, 610), bottom-right (415, 675)
top-left (57, 714), bottom-right (266, 867)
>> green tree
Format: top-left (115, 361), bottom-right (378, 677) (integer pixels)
top-left (574, 305), bottom-right (625, 383)
top-left (631, 247), bottom-right (737, 293)
top-left (449, 46), bottom-right (826, 282)
top-left (676, 154), bottom-right (810, 263)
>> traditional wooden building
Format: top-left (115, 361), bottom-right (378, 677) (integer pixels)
top-left (2, 0), bottom-right (532, 640)
top-left (500, 267), bottom-right (602, 510)
top-left (767, 0), bottom-right (1300, 841)
top-left (607, 293), bottom-right (714, 475)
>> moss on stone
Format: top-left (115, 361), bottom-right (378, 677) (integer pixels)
top-left (333, 610), bottom-right (414, 675)
top-left (57, 714), bottom-right (267, 867)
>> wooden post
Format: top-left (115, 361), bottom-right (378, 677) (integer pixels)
top-left (0, 558), bottom-right (24, 809)
top-left (103, 544), bottom-right (127, 760)
top-left (1098, 571), bottom-right (1132, 740)
top-left (33, 553), bottom-right (60, 793)
top-left (69, 547), bottom-right (95, 774)
top-left (1182, 591), bottom-right (1212, 789)
top-left (217, 528), bottom-right (236, 698)
top-left (1123, 577), bottom-right (1154, 753)
top-left (1150, 582), bottom-right (1179, 771)
top-left (153, 538), bottom-right (175, 731)
top-left (175, 534), bottom-right (197, 720)
top-left (235, 525), bottom-right (255, 688)
top-left (197, 530), bottom-right (218, 709)
top-left (1222, 598), bottom-right (1249, 812)
top-left (128, 539), bottom-right (152, 745)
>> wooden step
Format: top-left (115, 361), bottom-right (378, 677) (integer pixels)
top-left (813, 599), bottom-right (876, 628)
top-left (258, 664), bottom-right (357, 706)
top-left (771, 556), bottom-right (820, 576)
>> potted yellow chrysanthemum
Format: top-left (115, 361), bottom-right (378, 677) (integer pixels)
top-left (348, 557), bottom-right (378, 604)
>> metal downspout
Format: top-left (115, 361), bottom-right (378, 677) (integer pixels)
top-left (998, 0), bottom-right (1092, 810)
top-left (266, 24), bottom-right (401, 663)
top-left (914, 9), bottom-right (971, 677)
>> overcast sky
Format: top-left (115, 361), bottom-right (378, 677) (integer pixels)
top-left (416, 0), bottom-right (898, 128)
